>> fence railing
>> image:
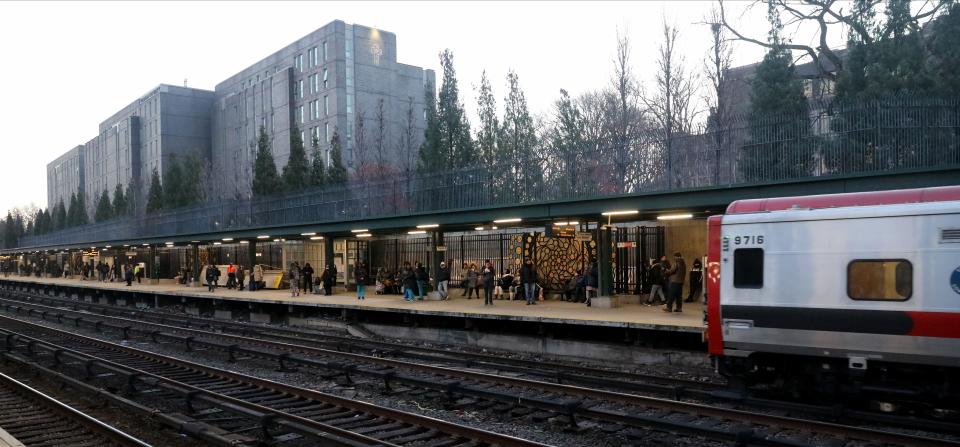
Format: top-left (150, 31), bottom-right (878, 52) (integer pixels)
top-left (17, 96), bottom-right (960, 249)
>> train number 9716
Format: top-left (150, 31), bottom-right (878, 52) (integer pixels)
top-left (722, 235), bottom-right (764, 251)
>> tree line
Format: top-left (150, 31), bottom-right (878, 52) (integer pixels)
top-left (7, 0), bottom-right (960, 248)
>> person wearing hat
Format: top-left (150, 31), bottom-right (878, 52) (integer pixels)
top-left (664, 252), bottom-right (687, 313)
top-left (437, 260), bottom-right (451, 300)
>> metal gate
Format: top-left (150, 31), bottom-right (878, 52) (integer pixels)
top-left (346, 239), bottom-right (370, 286)
top-left (613, 226), bottom-right (664, 295)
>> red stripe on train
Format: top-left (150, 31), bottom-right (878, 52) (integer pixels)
top-left (907, 311), bottom-right (960, 338)
top-left (706, 215), bottom-right (724, 355)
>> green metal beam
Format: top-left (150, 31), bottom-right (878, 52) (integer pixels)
top-left (6, 167), bottom-right (958, 255)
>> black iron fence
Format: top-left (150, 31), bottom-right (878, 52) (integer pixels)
top-left (17, 96), bottom-right (960, 249)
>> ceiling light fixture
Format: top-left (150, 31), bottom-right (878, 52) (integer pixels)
top-left (601, 210), bottom-right (639, 216)
top-left (657, 213), bottom-right (694, 221)
top-left (493, 218), bottom-right (522, 223)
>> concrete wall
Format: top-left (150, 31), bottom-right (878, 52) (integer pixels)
top-left (211, 20), bottom-right (434, 198)
top-left (46, 145), bottom-right (84, 209)
top-left (663, 218), bottom-right (707, 297)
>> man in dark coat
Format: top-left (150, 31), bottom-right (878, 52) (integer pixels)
top-left (436, 261), bottom-right (451, 300)
top-left (664, 252), bottom-right (687, 313)
top-left (414, 262), bottom-right (429, 301)
top-left (520, 258), bottom-right (538, 305)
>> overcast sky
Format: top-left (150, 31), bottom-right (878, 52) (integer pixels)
top-left (0, 1), bottom-right (833, 215)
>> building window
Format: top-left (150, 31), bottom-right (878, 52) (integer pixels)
top-left (301, 131), bottom-right (305, 144)
top-left (848, 260), bottom-right (912, 301)
top-left (325, 122), bottom-right (330, 142)
top-left (324, 96), bottom-right (329, 116)
top-left (323, 41), bottom-right (328, 61)
top-left (299, 105), bottom-right (305, 124)
top-left (294, 53), bottom-right (304, 72)
top-left (298, 80), bottom-right (304, 99)
top-left (308, 46), bottom-right (317, 67)
top-left (733, 248), bottom-right (763, 288)
top-left (323, 69), bottom-right (328, 89)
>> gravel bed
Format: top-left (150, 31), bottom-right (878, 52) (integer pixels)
top-left (12, 310), bottom-right (733, 447)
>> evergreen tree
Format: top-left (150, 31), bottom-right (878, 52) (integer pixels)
top-left (282, 126), bottom-right (310, 192)
top-left (146, 168), bottom-right (164, 213)
top-left (741, 3), bottom-right (811, 182)
top-left (179, 151), bottom-right (204, 206)
top-left (95, 190), bottom-right (113, 222)
top-left (476, 71), bottom-right (499, 168)
top-left (163, 158), bottom-right (185, 208)
top-left (830, 0), bottom-right (950, 172)
top-left (417, 81), bottom-right (441, 171)
top-left (326, 128), bottom-right (348, 186)
top-left (52, 199), bottom-right (66, 231)
top-left (252, 125), bottom-right (281, 196)
top-left (551, 89), bottom-right (587, 196)
top-left (66, 193), bottom-right (79, 227)
top-left (1, 212), bottom-right (15, 248)
top-left (75, 193), bottom-right (88, 225)
top-left (928, 2), bottom-right (960, 95)
top-left (124, 183), bottom-right (137, 216)
top-left (419, 50), bottom-right (473, 171)
top-left (111, 183), bottom-right (127, 217)
top-left (309, 136), bottom-right (327, 187)
top-left (500, 70), bottom-right (540, 199)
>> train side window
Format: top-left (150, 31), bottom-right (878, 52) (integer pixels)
top-left (847, 259), bottom-right (912, 301)
top-left (733, 248), bottom-right (764, 288)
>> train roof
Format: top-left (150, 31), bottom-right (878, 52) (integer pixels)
top-left (726, 185), bottom-right (960, 215)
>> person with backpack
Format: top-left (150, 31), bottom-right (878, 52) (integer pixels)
top-left (644, 256), bottom-right (668, 306)
top-left (236, 265), bottom-right (246, 292)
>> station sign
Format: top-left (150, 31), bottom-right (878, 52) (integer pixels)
top-left (125, 251), bottom-right (137, 257)
top-left (546, 225), bottom-right (577, 239)
top-left (616, 241), bottom-right (636, 248)
top-left (575, 232), bottom-right (593, 242)
top-left (436, 245), bottom-right (447, 252)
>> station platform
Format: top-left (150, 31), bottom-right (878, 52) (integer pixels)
top-left (0, 275), bottom-right (704, 334)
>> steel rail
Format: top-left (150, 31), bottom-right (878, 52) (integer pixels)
top-left (3, 305), bottom-right (956, 447)
top-left (0, 313), bottom-right (549, 447)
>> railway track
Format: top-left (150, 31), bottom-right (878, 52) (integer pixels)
top-left (0, 289), bottom-right (721, 396)
top-left (0, 313), bottom-right (546, 447)
top-left (3, 289), bottom-right (957, 435)
top-left (0, 368), bottom-right (150, 447)
top-left (0, 291), bottom-right (957, 446)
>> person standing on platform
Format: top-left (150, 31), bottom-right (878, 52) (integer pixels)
top-left (437, 262), bottom-right (450, 300)
top-left (236, 265), bottom-right (245, 292)
top-left (226, 263), bottom-right (237, 289)
top-left (685, 258), bottom-right (703, 303)
top-left (301, 263), bottom-right (314, 294)
top-left (664, 252), bottom-right (686, 313)
top-left (414, 262), bottom-right (428, 301)
top-left (134, 264), bottom-right (142, 284)
top-left (322, 264), bottom-right (336, 296)
top-left (206, 263), bottom-right (219, 292)
top-left (481, 260), bottom-right (496, 306)
top-left (645, 257), bottom-right (667, 306)
top-left (355, 261), bottom-right (368, 300)
top-left (289, 262), bottom-right (301, 297)
top-left (520, 258), bottom-right (538, 306)
top-left (124, 264), bottom-right (133, 286)
top-left (252, 264), bottom-right (263, 291)
top-left (401, 262), bottom-right (417, 301)
top-left (586, 258), bottom-right (598, 307)
top-left (465, 263), bottom-right (479, 299)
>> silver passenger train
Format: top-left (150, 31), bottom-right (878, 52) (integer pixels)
top-left (707, 186), bottom-right (960, 413)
